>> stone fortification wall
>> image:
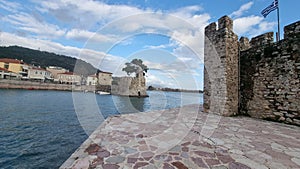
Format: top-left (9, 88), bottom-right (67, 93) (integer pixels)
top-left (111, 72), bottom-right (148, 97)
top-left (204, 16), bottom-right (239, 116)
top-left (204, 16), bottom-right (299, 125)
top-left (240, 21), bottom-right (300, 125)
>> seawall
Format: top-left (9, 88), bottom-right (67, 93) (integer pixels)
top-left (0, 79), bottom-right (97, 91)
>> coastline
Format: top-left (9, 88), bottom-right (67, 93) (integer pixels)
top-left (0, 79), bottom-right (100, 92)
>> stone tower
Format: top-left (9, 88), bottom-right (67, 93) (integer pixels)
top-left (203, 16), bottom-right (239, 116)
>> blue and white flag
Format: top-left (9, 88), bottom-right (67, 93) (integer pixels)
top-left (261, 0), bottom-right (278, 18)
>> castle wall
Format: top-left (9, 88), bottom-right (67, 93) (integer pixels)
top-left (240, 21), bottom-right (300, 125)
top-left (204, 16), bottom-right (239, 116)
top-left (111, 72), bottom-right (148, 97)
top-left (204, 16), bottom-right (300, 125)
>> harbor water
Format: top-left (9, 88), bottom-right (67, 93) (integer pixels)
top-left (0, 89), bottom-right (202, 169)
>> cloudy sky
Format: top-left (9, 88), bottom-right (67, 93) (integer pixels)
top-left (0, 0), bottom-right (298, 90)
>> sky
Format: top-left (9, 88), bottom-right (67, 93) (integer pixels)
top-left (0, 0), bottom-right (299, 90)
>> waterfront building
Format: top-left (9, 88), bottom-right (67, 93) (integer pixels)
top-left (86, 74), bottom-right (98, 86)
top-left (98, 71), bottom-right (112, 86)
top-left (57, 72), bottom-right (81, 85)
top-left (0, 67), bottom-right (22, 79)
top-left (46, 66), bottom-right (68, 81)
top-left (28, 67), bottom-right (52, 81)
top-left (0, 58), bottom-right (27, 75)
top-left (0, 67), bottom-right (9, 79)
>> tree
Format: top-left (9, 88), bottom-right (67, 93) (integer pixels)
top-left (122, 59), bottom-right (148, 76)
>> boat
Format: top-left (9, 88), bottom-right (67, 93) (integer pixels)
top-left (97, 91), bottom-right (110, 95)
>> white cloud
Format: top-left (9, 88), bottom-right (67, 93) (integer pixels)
top-left (65, 29), bottom-right (117, 43)
top-left (230, 2), bottom-right (254, 18)
top-left (3, 12), bottom-right (65, 39)
top-left (233, 15), bottom-right (263, 35)
top-left (34, 0), bottom-right (145, 29)
top-left (144, 40), bottom-right (177, 50)
top-left (0, 0), bottom-right (22, 13)
top-left (146, 72), bottom-right (178, 88)
top-left (0, 32), bottom-right (125, 73)
top-left (230, 2), bottom-right (276, 38)
top-left (233, 15), bottom-right (276, 37)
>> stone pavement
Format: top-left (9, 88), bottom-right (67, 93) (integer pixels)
top-left (60, 104), bottom-right (300, 169)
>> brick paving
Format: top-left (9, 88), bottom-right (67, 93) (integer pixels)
top-left (60, 105), bottom-right (300, 169)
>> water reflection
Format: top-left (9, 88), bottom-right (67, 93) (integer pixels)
top-left (112, 96), bottom-right (146, 114)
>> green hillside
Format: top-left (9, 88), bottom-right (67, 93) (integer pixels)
top-left (0, 46), bottom-right (99, 76)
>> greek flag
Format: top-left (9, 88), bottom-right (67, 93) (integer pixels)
top-left (261, 0), bottom-right (278, 18)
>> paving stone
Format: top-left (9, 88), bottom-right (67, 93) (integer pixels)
top-left (106, 156), bottom-right (125, 164)
top-left (216, 154), bottom-right (234, 164)
top-left (181, 142), bottom-right (191, 146)
top-left (163, 163), bottom-right (175, 169)
top-left (181, 147), bottom-right (189, 152)
top-left (228, 162), bottom-right (251, 169)
top-left (97, 150), bottom-right (110, 158)
top-left (194, 150), bottom-right (215, 158)
top-left (124, 147), bottom-right (138, 154)
top-left (90, 157), bottom-right (104, 168)
top-left (142, 164), bottom-right (157, 169)
top-left (191, 157), bottom-right (208, 168)
top-left (291, 158), bottom-right (300, 166)
top-left (127, 157), bottom-right (138, 164)
top-left (72, 157), bottom-right (90, 169)
top-left (171, 161), bottom-right (189, 169)
top-left (205, 158), bottom-right (221, 166)
top-left (211, 165), bottom-right (228, 169)
top-left (180, 152), bottom-right (189, 159)
top-left (169, 145), bottom-right (181, 152)
top-left (141, 151), bottom-right (155, 159)
top-left (133, 162), bottom-right (149, 169)
top-left (102, 164), bottom-right (120, 169)
top-left (84, 143), bottom-right (101, 155)
top-left (60, 105), bottom-right (300, 169)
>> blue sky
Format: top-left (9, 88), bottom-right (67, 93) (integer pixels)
top-left (0, 0), bottom-right (299, 90)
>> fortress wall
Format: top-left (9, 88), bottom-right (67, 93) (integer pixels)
top-left (111, 72), bottom-right (148, 97)
top-left (204, 16), bottom-right (300, 125)
top-left (240, 21), bottom-right (300, 125)
top-left (204, 16), bottom-right (239, 116)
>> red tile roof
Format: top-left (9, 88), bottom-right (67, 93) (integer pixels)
top-left (0, 58), bottom-right (24, 64)
top-left (30, 67), bottom-right (47, 71)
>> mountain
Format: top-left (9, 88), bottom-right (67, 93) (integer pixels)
top-left (0, 46), bottom-right (99, 76)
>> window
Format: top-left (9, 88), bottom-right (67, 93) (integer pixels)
top-left (4, 63), bottom-right (9, 69)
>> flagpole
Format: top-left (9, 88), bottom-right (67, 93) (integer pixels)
top-left (277, 0), bottom-right (281, 41)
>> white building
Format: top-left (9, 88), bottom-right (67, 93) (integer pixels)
top-left (86, 74), bottom-right (98, 86)
top-left (0, 67), bottom-right (9, 79)
top-left (57, 72), bottom-right (81, 85)
top-left (46, 66), bottom-right (68, 81)
top-left (28, 68), bottom-right (52, 81)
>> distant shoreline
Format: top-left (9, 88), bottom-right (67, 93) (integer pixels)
top-left (147, 87), bottom-right (203, 93)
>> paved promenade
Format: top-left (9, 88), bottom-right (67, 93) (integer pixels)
top-left (61, 104), bottom-right (300, 169)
